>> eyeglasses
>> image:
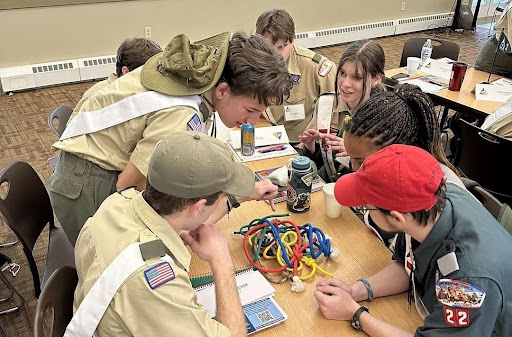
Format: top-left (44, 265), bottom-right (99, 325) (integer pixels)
top-left (353, 206), bottom-right (380, 213)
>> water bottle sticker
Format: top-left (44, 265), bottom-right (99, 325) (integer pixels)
top-left (287, 185), bottom-right (297, 203)
top-left (293, 192), bottom-right (311, 212)
top-left (301, 172), bottom-right (314, 186)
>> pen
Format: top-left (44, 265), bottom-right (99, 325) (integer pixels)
top-left (257, 145), bottom-right (286, 153)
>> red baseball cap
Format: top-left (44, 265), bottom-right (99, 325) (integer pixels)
top-left (334, 144), bottom-right (445, 212)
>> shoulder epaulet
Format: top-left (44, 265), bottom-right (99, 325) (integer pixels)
top-left (139, 230), bottom-right (165, 261)
top-left (312, 54), bottom-right (323, 63)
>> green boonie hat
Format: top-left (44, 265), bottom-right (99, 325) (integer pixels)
top-left (148, 131), bottom-right (255, 198)
top-left (141, 32), bottom-right (230, 96)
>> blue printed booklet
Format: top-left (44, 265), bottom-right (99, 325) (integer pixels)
top-left (194, 268), bottom-right (288, 334)
top-left (244, 297), bottom-right (288, 335)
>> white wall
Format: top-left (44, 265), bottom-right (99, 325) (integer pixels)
top-left (0, 0), bottom-right (454, 67)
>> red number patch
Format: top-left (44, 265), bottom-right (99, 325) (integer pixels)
top-left (444, 307), bottom-right (470, 327)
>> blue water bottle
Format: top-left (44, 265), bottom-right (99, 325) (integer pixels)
top-left (287, 156), bottom-right (314, 213)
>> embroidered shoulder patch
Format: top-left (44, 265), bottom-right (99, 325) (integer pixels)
top-left (436, 279), bottom-right (485, 309)
top-left (318, 60), bottom-right (334, 77)
top-left (187, 114), bottom-right (202, 131)
top-left (144, 262), bottom-right (175, 290)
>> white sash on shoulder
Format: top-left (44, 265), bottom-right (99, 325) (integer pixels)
top-left (64, 243), bottom-right (174, 337)
top-left (60, 92), bottom-right (201, 140)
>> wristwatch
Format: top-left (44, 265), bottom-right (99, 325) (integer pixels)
top-left (350, 306), bottom-right (369, 331)
top-left (227, 194), bottom-right (240, 209)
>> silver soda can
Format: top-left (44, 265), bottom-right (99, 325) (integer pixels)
top-left (241, 123), bottom-right (255, 156)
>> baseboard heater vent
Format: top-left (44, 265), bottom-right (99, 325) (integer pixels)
top-left (1, 12), bottom-right (455, 93)
top-left (395, 12), bottom-right (454, 35)
top-left (77, 55), bottom-right (116, 81)
top-left (296, 20), bottom-right (396, 49)
top-left (0, 55), bottom-right (115, 94)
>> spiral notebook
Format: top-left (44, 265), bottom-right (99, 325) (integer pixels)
top-left (193, 268), bottom-right (287, 334)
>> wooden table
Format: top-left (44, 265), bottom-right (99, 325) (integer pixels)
top-left (189, 154), bottom-right (423, 336)
top-left (385, 67), bottom-right (504, 119)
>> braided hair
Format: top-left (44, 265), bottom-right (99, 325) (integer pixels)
top-left (345, 83), bottom-right (459, 175)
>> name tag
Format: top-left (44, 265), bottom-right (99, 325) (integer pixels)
top-left (284, 104), bottom-right (305, 121)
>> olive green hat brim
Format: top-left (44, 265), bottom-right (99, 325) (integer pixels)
top-left (141, 31), bottom-right (230, 96)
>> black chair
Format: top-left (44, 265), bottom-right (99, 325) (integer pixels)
top-left (462, 177), bottom-right (512, 235)
top-left (399, 38), bottom-right (460, 67)
top-left (34, 266), bottom-right (78, 337)
top-left (453, 119), bottom-right (512, 205)
top-left (0, 161), bottom-right (75, 298)
top-left (48, 105), bottom-right (72, 138)
top-left (461, 177), bottom-right (504, 220)
top-left (381, 76), bottom-right (399, 92)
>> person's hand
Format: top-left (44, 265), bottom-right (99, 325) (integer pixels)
top-left (322, 133), bottom-right (348, 157)
top-left (314, 278), bottom-right (361, 321)
top-left (298, 129), bottom-right (322, 153)
top-left (239, 179), bottom-right (279, 211)
top-left (180, 224), bottom-right (231, 264)
top-left (316, 277), bottom-right (353, 295)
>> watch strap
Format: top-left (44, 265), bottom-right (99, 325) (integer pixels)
top-left (350, 306), bottom-right (369, 331)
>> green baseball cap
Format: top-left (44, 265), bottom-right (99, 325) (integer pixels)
top-left (141, 32), bottom-right (230, 96)
top-left (148, 131), bottom-right (255, 198)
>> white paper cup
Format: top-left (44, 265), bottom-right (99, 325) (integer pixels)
top-left (407, 57), bottom-right (421, 75)
top-left (323, 183), bottom-right (342, 218)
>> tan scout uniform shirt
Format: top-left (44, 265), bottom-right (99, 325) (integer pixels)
top-left (74, 188), bottom-right (231, 337)
top-left (486, 113), bottom-right (512, 140)
top-left (53, 67), bottom-right (210, 176)
top-left (267, 45), bottom-right (336, 142)
top-left (74, 73), bottom-right (119, 113)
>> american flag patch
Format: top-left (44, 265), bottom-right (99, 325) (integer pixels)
top-left (187, 114), bottom-right (202, 131)
top-left (144, 262), bottom-right (175, 290)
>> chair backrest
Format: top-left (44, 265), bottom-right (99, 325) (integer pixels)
top-left (382, 76), bottom-right (399, 91)
top-left (34, 266), bottom-right (78, 337)
top-left (498, 203), bottom-right (512, 235)
top-left (454, 119), bottom-right (512, 204)
top-left (461, 177), bottom-right (504, 219)
top-left (399, 38), bottom-right (460, 67)
top-left (0, 161), bottom-right (54, 297)
top-left (48, 105), bottom-right (73, 138)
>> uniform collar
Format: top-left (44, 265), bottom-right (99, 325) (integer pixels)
top-left (200, 88), bottom-right (215, 119)
top-left (410, 192), bottom-right (454, 278)
top-left (337, 99), bottom-right (351, 113)
top-left (132, 193), bottom-right (191, 270)
top-left (108, 73), bottom-right (118, 83)
top-left (287, 45), bottom-right (301, 76)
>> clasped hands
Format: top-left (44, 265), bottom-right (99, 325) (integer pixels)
top-left (298, 129), bottom-right (347, 156)
top-left (314, 277), bottom-right (362, 321)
